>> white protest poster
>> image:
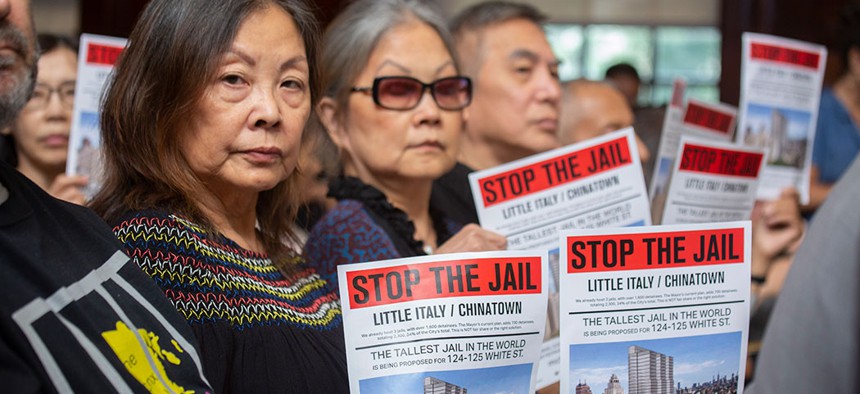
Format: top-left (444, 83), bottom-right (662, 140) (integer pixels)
top-left (559, 222), bottom-right (751, 394)
top-left (648, 78), bottom-right (687, 217)
top-left (66, 33), bottom-right (127, 198)
top-left (468, 127), bottom-right (651, 389)
top-left (661, 137), bottom-right (765, 225)
top-left (470, 127), bottom-right (651, 251)
top-left (338, 251), bottom-right (548, 394)
top-left (650, 95), bottom-right (737, 224)
top-left (737, 33), bottom-right (826, 204)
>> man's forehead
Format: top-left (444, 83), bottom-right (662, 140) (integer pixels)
top-left (478, 19), bottom-right (551, 51)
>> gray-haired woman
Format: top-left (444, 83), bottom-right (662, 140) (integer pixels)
top-left (304, 0), bottom-right (506, 287)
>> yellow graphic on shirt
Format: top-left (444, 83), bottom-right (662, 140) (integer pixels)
top-left (102, 321), bottom-right (195, 393)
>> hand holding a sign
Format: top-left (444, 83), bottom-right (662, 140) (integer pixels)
top-left (47, 174), bottom-right (88, 205)
top-left (435, 223), bottom-right (507, 254)
top-left (751, 188), bottom-right (804, 302)
top-left (751, 188), bottom-right (804, 267)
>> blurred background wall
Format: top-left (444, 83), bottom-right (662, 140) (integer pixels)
top-left (31, 0), bottom-right (853, 106)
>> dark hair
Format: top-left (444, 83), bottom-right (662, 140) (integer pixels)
top-left (1, 33), bottom-right (78, 167)
top-left (89, 0), bottom-right (321, 272)
top-left (604, 63), bottom-right (640, 82)
top-left (450, 1), bottom-right (545, 36)
top-left (37, 33), bottom-right (78, 54)
top-left (448, 1), bottom-right (545, 78)
top-left (838, 4), bottom-right (860, 69)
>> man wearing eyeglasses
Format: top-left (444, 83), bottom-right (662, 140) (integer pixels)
top-left (1, 33), bottom-right (87, 205)
top-left (432, 1), bottom-right (562, 224)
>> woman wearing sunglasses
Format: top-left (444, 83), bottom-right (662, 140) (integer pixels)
top-left (305, 0), bottom-right (506, 287)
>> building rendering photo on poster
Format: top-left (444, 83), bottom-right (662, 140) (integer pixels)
top-left (338, 251), bottom-right (548, 394)
top-left (558, 222), bottom-right (751, 394)
top-left (467, 127), bottom-right (651, 389)
top-left (661, 137), bottom-right (766, 225)
top-left (65, 34), bottom-right (127, 199)
top-left (736, 32), bottom-right (826, 204)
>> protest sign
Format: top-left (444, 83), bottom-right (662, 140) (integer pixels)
top-left (661, 137), bottom-right (765, 224)
top-left (736, 33), bottom-right (826, 204)
top-left (65, 33), bottom-right (127, 198)
top-left (470, 127), bottom-right (651, 251)
top-left (559, 222), bottom-right (751, 393)
top-left (339, 251), bottom-right (548, 394)
top-left (469, 128), bottom-right (651, 389)
top-left (649, 78), bottom-right (687, 218)
top-left (650, 92), bottom-right (738, 224)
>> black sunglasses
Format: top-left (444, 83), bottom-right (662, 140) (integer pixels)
top-left (350, 76), bottom-right (472, 111)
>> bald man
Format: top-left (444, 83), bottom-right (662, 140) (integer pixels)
top-left (558, 79), bottom-right (650, 165)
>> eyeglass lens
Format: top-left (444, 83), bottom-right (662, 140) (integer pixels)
top-left (29, 82), bottom-right (76, 109)
top-left (375, 77), bottom-right (470, 110)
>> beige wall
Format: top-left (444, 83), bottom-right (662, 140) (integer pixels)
top-left (32, 0), bottom-right (79, 36)
top-left (438, 0), bottom-right (719, 25)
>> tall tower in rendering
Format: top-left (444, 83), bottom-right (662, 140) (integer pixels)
top-left (424, 377), bottom-right (467, 394)
top-left (603, 373), bottom-right (624, 394)
top-left (575, 380), bottom-right (593, 394)
top-left (627, 346), bottom-right (673, 394)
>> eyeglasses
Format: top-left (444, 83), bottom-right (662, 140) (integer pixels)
top-left (351, 76), bottom-right (472, 111)
top-left (26, 82), bottom-right (76, 110)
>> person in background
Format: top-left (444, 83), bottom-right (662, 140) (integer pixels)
top-left (807, 4), bottom-right (860, 214)
top-left (0, 33), bottom-right (87, 204)
top-left (431, 1), bottom-right (561, 224)
top-left (0, 0), bottom-right (211, 391)
top-left (745, 157), bottom-right (860, 393)
top-left (557, 79), bottom-right (651, 167)
top-left (745, 187), bottom-right (804, 382)
top-left (306, 0), bottom-right (506, 288)
top-left (604, 62), bottom-right (641, 109)
top-left (291, 113), bottom-right (337, 248)
top-left (89, 0), bottom-right (347, 392)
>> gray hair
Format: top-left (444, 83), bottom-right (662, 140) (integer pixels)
top-left (319, 0), bottom-right (458, 117)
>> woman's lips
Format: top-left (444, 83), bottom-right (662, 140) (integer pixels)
top-left (410, 140), bottom-right (444, 151)
top-left (534, 118), bottom-right (558, 132)
top-left (242, 147), bottom-right (283, 163)
top-left (40, 134), bottom-right (69, 148)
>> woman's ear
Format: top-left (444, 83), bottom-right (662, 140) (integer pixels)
top-left (317, 97), bottom-right (348, 151)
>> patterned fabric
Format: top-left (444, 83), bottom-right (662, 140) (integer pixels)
top-left (112, 209), bottom-right (348, 393)
top-left (114, 212), bottom-right (340, 330)
top-left (304, 200), bottom-right (402, 286)
top-left (303, 177), bottom-right (462, 289)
